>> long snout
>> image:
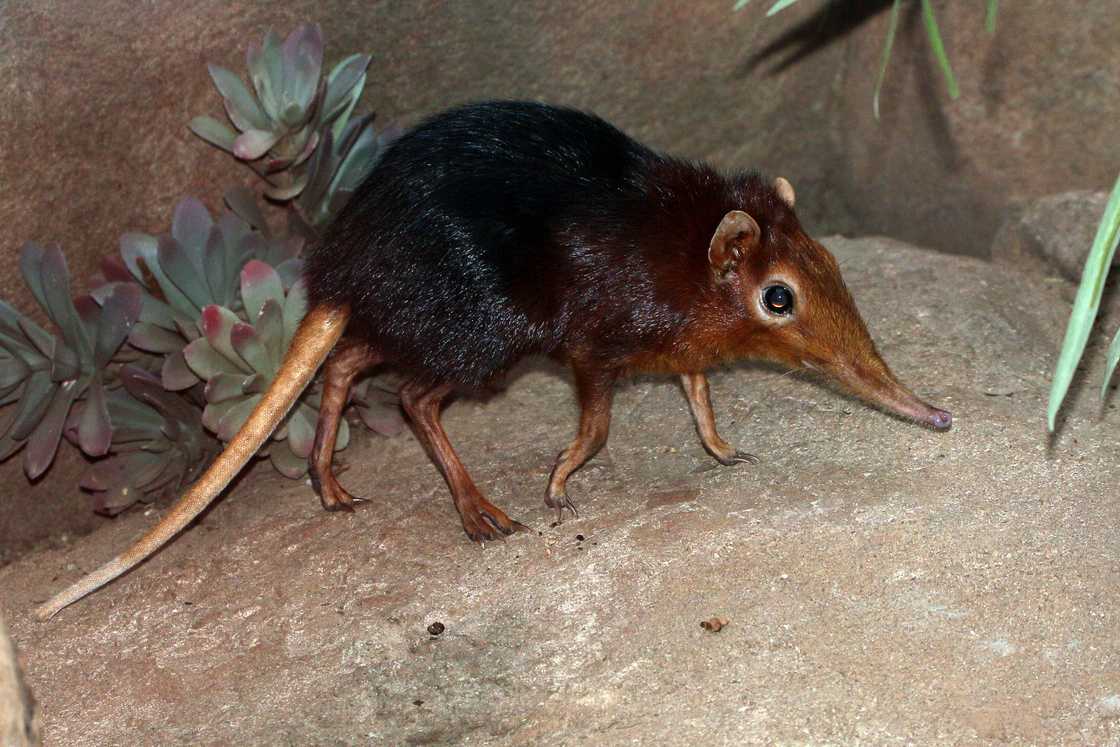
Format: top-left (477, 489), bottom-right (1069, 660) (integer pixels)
top-left (813, 359), bottom-right (952, 432)
top-left (869, 382), bottom-right (953, 431)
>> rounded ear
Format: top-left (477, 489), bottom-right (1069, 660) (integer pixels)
top-left (773, 177), bottom-right (795, 208)
top-left (708, 210), bottom-right (760, 277)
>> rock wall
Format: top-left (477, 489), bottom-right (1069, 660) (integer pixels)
top-left (837, 0), bottom-right (1119, 257)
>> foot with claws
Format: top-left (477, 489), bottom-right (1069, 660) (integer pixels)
top-left (681, 373), bottom-right (761, 468)
top-left (458, 492), bottom-right (531, 541)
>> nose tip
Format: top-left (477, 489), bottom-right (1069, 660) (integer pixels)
top-left (930, 409), bottom-right (952, 431)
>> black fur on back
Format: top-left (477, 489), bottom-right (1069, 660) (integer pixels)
top-left (305, 101), bottom-right (799, 388)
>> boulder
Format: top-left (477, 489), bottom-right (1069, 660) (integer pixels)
top-left (3, 238), bottom-right (1118, 744)
top-left (992, 191), bottom-right (1114, 282)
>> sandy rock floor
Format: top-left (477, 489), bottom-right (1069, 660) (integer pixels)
top-left (2, 237), bottom-right (1118, 745)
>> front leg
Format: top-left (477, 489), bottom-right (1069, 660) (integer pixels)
top-left (546, 364), bottom-right (618, 521)
top-left (680, 372), bottom-right (759, 466)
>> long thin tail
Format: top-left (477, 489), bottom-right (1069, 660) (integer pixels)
top-left (35, 304), bottom-right (350, 621)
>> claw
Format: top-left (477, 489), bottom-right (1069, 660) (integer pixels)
top-left (319, 487), bottom-right (358, 512)
top-left (459, 496), bottom-right (524, 541)
top-left (716, 450), bottom-right (760, 467)
top-left (313, 469), bottom-right (364, 512)
top-left (480, 510), bottom-right (515, 536)
top-left (545, 491), bottom-right (579, 523)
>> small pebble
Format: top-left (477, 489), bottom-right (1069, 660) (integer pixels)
top-left (427, 621), bottom-right (445, 636)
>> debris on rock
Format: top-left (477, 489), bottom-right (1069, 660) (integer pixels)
top-left (700, 617), bottom-right (728, 633)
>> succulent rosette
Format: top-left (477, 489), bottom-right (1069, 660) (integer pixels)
top-left (181, 260), bottom-right (336, 477)
top-left (0, 243), bottom-right (141, 478)
top-left (188, 23), bottom-right (381, 231)
top-left (68, 366), bottom-right (220, 515)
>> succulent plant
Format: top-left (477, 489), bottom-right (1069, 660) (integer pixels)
top-left (97, 194), bottom-right (303, 390)
top-left (0, 20), bottom-right (405, 507)
top-left (181, 260), bottom-right (335, 477)
top-left (0, 243), bottom-right (141, 479)
top-left (350, 373), bottom-right (406, 437)
top-left (188, 23), bottom-right (385, 232)
top-left (296, 113), bottom-right (396, 230)
top-left (67, 366), bottom-right (219, 515)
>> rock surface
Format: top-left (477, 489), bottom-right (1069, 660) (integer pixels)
top-left (992, 191), bottom-right (1114, 282)
top-left (3, 237), bottom-right (1118, 745)
top-left (0, 616), bottom-right (40, 747)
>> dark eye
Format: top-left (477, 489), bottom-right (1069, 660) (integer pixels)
top-left (762, 284), bottom-right (794, 315)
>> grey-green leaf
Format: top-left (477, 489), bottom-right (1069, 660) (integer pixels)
top-left (171, 197), bottom-right (215, 261)
top-left (233, 129), bottom-right (282, 161)
top-left (162, 350), bottom-right (201, 391)
top-left (264, 174), bottom-right (309, 201)
top-left (189, 116), bottom-right (237, 153)
top-left (323, 54), bottom-right (370, 123)
top-left (230, 323), bottom-right (271, 375)
top-left (282, 278), bottom-right (308, 350)
top-left (24, 379), bottom-right (78, 479)
top-left (95, 283), bottom-right (142, 367)
top-left (18, 242), bottom-right (48, 314)
top-left (157, 236), bottom-right (210, 311)
top-left (129, 321), bottom-right (184, 354)
top-left (77, 380), bottom-right (112, 457)
top-left (269, 442), bottom-right (307, 478)
top-left (256, 299), bottom-right (285, 370)
top-left (8, 373), bottom-right (55, 441)
top-left (224, 186), bottom-right (270, 236)
top-left (37, 245), bottom-right (94, 365)
top-left (208, 64), bottom-right (271, 131)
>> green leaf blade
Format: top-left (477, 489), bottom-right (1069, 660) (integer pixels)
top-left (766, 0), bottom-right (801, 17)
top-left (920, 0), bottom-right (960, 100)
top-left (188, 116), bottom-right (237, 153)
top-left (873, 0), bottom-right (903, 121)
top-left (1047, 171), bottom-right (1120, 430)
top-left (985, 0), bottom-right (998, 34)
top-left (1102, 326), bottom-right (1120, 401)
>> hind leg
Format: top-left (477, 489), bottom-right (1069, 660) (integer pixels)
top-left (309, 338), bottom-right (383, 511)
top-left (399, 379), bottom-right (529, 541)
